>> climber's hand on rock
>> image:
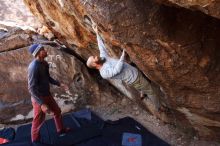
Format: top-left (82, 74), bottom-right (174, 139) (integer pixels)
top-left (92, 23), bottom-right (98, 34)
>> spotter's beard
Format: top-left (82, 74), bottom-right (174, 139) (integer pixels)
top-left (95, 57), bottom-right (106, 65)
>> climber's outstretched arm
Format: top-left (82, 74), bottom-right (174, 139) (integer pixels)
top-left (92, 23), bottom-right (109, 58)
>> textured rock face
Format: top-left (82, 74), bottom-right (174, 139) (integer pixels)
top-left (0, 28), bottom-right (33, 52)
top-left (23, 0), bottom-right (220, 141)
top-left (0, 28), bottom-right (34, 123)
top-left (0, 26), bottom-right (119, 124)
top-left (0, 0), bottom-right (40, 28)
top-left (156, 0), bottom-right (220, 19)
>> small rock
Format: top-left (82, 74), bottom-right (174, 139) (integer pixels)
top-left (135, 111), bottom-right (140, 115)
top-left (133, 106), bottom-right (138, 111)
top-left (193, 136), bottom-right (198, 140)
top-left (121, 98), bottom-right (127, 106)
top-left (85, 105), bottom-right (91, 109)
top-left (73, 96), bottom-right (78, 101)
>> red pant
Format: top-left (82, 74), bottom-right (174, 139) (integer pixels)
top-left (31, 96), bottom-right (64, 142)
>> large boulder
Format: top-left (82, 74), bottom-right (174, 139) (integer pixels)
top-left (0, 27), bottom-right (33, 52)
top-left (23, 0), bottom-right (220, 141)
top-left (156, 0), bottom-right (220, 19)
top-left (0, 0), bottom-right (40, 28)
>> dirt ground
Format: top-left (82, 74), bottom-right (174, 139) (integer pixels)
top-left (90, 96), bottom-right (220, 146)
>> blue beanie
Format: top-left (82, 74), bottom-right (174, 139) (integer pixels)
top-left (29, 44), bottom-right (43, 57)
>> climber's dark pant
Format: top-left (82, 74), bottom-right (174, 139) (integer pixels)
top-left (31, 96), bottom-right (64, 142)
top-left (130, 71), bottom-right (160, 110)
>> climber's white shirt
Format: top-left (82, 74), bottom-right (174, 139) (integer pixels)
top-left (97, 34), bottom-right (138, 85)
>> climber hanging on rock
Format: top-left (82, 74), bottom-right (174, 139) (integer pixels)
top-left (86, 22), bottom-right (162, 111)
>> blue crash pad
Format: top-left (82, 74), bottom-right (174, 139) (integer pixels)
top-left (2, 109), bottom-right (169, 146)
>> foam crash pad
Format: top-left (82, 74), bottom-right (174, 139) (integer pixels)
top-left (3, 109), bottom-right (170, 146)
top-left (76, 117), bottom-right (170, 146)
top-left (13, 111), bottom-right (101, 146)
top-left (0, 128), bottom-right (15, 144)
